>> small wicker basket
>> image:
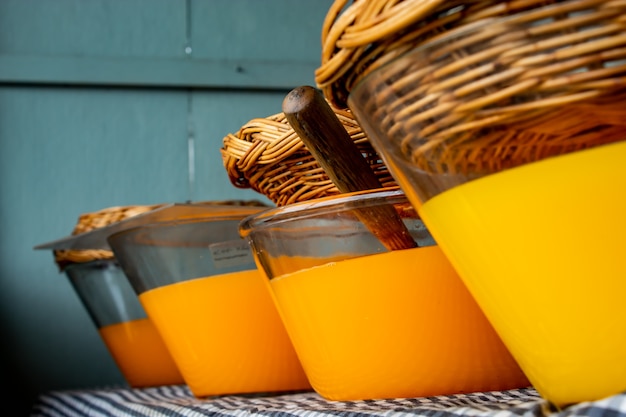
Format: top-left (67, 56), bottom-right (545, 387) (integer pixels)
top-left (221, 108), bottom-right (398, 206)
top-left (53, 204), bottom-right (165, 271)
top-left (316, 0), bottom-right (626, 181)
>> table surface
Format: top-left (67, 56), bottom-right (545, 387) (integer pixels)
top-left (30, 386), bottom-right (626, 417)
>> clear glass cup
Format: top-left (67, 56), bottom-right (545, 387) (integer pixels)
top-left (239, 188), bottom-right (529, 401)
top-left (107, 208), bottom-right (311, 398)
top-left (348, 4), bottom-right (626, 407)
top-left (65, 259), bottom-right (184, 388)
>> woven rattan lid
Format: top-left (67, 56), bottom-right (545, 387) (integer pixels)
top-left (315, 0), bottom-right (626, 108)
top-left (315, 0), bottom-right (626, 181)
top-left (221, 108), bottom-right (398, 206)
top-left (316, 0), bottom-right (534, 108)
top-left (317, 0), bottom-right (433, 108)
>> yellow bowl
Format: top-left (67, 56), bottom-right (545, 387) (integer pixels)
top-left (239, 189), bottom-right (529, 401)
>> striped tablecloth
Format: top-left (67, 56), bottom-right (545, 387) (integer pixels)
top-left (30, 386), bottom-right (626, 417)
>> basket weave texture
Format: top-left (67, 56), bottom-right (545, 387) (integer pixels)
top-left (221, 109), bottom-right (398, 206)
top-left (316, 0), bottom-right (626, 178)
top-left (54, 204), bottom-right (164, 270)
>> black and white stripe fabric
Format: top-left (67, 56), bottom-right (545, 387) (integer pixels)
top-left (30, 386), bottom-right (626, 417)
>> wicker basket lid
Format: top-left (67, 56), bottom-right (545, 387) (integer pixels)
top-left (315, 0), bottom-right (626, 108)
top-left (315, 0), bottom-right (626, 179)
top-left (221, 108), bottom-right (398, 207)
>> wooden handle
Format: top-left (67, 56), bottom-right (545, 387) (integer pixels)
top-left (283, 86), bottom-right (417, 251)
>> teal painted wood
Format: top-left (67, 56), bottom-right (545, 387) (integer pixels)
top-left (1, 86), bottom-right (191, 209)
top-left (190, 0), bottom-right (332, 62)
top-left (0, 54), bottom-right (320, 89)
top-left (0, 0), bottom-right (333, 88)
top-left (0, 0), bottom-right (187, 57)
top-left (192, 89), bottom-right (288, 205)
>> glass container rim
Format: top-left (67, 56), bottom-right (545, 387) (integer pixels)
top-left (239, 188), bottom-right (409, 237)
top-left (107, 213), bottom-right (255, 244)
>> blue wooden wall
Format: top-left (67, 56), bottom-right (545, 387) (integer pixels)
top-left (0, 0), bottom-right (333, 414)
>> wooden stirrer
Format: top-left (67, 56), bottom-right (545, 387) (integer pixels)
top-left (282, 85), bottom-right (417, 251)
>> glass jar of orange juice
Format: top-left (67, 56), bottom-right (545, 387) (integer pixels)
top-left (239, 188), bottom-right (530, 401)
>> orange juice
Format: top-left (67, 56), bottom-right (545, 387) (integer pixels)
top-left (138, 269), bottom-right (311, 397)
top-left (419, 141), bottom-right (626, 407)
top-left (98, 318), bottom-right (183, 388)
top-left (269, 246), bottom-right (529, 401)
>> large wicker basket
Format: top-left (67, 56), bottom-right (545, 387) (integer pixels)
top-left (315, 0), bottom-right (626, 184)
top-left (221, 108), bottom-right (398, 206)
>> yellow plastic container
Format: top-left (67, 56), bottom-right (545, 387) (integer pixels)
top-left (419, 142), bottom-right (626, 406)
top-left (240, 189), bottom-right (530, 401)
